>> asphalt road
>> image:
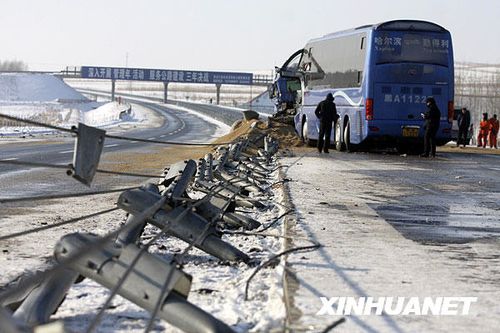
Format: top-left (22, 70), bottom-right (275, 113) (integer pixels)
top-left (0, 100), bottom-right (221, 199)
top-left (283, 149), bottom-right (500, 332)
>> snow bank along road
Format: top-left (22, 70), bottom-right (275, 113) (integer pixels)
top-left (282, 150), bottom-right (500, 332)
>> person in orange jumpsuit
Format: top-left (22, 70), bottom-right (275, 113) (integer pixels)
top-left (477, 113), bottom-right (490, 148)
top-left (489, 114), bottom-right (499, 149)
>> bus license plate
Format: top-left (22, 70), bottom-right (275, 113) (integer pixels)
top-left (402, 127), bottom-right (419, 137)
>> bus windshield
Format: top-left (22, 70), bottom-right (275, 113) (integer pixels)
top-left (373, 32), bottom-right (451, 66)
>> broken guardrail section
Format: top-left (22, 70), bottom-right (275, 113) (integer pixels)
top-left (1, 133), bottom-right (283, 333)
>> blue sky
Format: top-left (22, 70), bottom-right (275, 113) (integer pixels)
top-left (1, 0), bottom-right (499, 71)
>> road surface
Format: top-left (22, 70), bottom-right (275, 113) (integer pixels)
top-left (283, 149), bottom-right (500, 333)
top-left (0, 100), bottom-right (222, 199)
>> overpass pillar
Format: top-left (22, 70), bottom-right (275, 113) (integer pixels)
top-left (216, 83), bottom-right (221, 105)
top-left (111, 79), bottom-right (116, 101)
top-left (163, 82), bottom-right (169, 103)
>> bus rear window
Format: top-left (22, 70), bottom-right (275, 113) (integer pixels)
top-left (374, 32), bottom-right (451, 66)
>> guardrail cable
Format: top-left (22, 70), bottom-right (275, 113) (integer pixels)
top-left (258, 209), bottom-right (294, 232)
top-left (0, 113), bottom-right (236, 147)
top-left (88, 176), bottom-right (241, 333)
top-left (0, 106), bottom-right (286, 330)
top-left (104, 133), bottom-right (234, 147)
top-left (0, 207), bottom-right (120, 242)
top-left (144, 177), bottom-right (242, 333)
top-left (0, 197), bottom-right (166, 304)
top-left (320, 318), bottom-right (347, 332)
top-left (0, 160), bottom-right (159, 178)
top-left (0, 113), bottom-right (76, 134)
top-left (244, 243), bottom-right (321, 301)
top-left (0, 186), bottom-right (139, 204)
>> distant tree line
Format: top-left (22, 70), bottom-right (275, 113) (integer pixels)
top-left (0, 60), bottom-right (28, 71)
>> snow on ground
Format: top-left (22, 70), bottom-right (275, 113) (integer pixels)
top-left (282, 151), bottom-right (500, 333)
top-left (0, 169), bottom-right (288, 332)
top-left (0, 74), bottom-right (153, 136)
top-left (0, 73), bottom-right (85, 102)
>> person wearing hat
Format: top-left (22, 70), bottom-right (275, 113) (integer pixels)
top-left (314, 92), bottom-right (338, 153)
top-left (421, 97), bottom-right (441, 157)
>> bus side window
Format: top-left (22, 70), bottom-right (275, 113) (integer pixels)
top-left (360, 37), bottom-right (366, 50)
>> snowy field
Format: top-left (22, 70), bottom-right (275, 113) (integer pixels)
top-left (0, 73), bottom-right (150, 136)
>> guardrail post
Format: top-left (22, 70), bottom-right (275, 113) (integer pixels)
top-left (70, 123), bottom-right (106, 186)
top-left (54, 234), bottom-right (235, 333)
top-left (205, 153), bottom-right (214, 181)
top-left (117, 188), bottom-right (250, 263)
top-left (0, 307), bottom-right (28, 333)
top-left (12, 270), bottom-right (80, 326)
top-left (196, 158), bottom-right (206, 183)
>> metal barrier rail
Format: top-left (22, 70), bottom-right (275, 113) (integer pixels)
top-left (0, 116), bottom-right (286, 332)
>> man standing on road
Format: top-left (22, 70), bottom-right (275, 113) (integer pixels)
top-left (488, 114), bottom-right (499, 149)
top-left (457, 107), bottom-right (470, 148)
top-left (315, 93), bottom-right (338, 153)
top-left (421, 97), bottom-right (441, 158)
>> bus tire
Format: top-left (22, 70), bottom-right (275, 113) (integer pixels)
top-left (335, 121), bottom-right (345, 151)
top-left (344, 120), bottom-right (357, 152)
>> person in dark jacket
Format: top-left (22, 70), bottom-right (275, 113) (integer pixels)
top-left (315, 93), bottom-right (338, 153)
top-left (421, 97), bottom-right (441, 157)
top-left (457, 107), bottom-right (471, 147)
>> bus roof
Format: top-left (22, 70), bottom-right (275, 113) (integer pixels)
top-left (311, 20), bottom-right (449, 43)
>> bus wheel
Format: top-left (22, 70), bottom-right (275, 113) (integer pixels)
top-left (335, 121), bottom-right (345, 151)
top-left (344, 120), bottom-right (357, 152)
top-left (302, 120), bottom-right (313, 146)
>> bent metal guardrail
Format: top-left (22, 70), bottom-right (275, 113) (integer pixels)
top-left (0, 122), bottom-right (281, 333)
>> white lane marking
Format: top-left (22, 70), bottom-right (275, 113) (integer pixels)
top-left (1, 157), bottom-right (18, 161)
top-left (160, 135), bottom-right (166, 138)
top-left (147, 137), bottom-right (156, 140)
top-left (130, 141), bottom-right (138, 144)
top-left (104, 144), bottom-right (119, 148)
top-left (59, 150), bottom-right (74, 154)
